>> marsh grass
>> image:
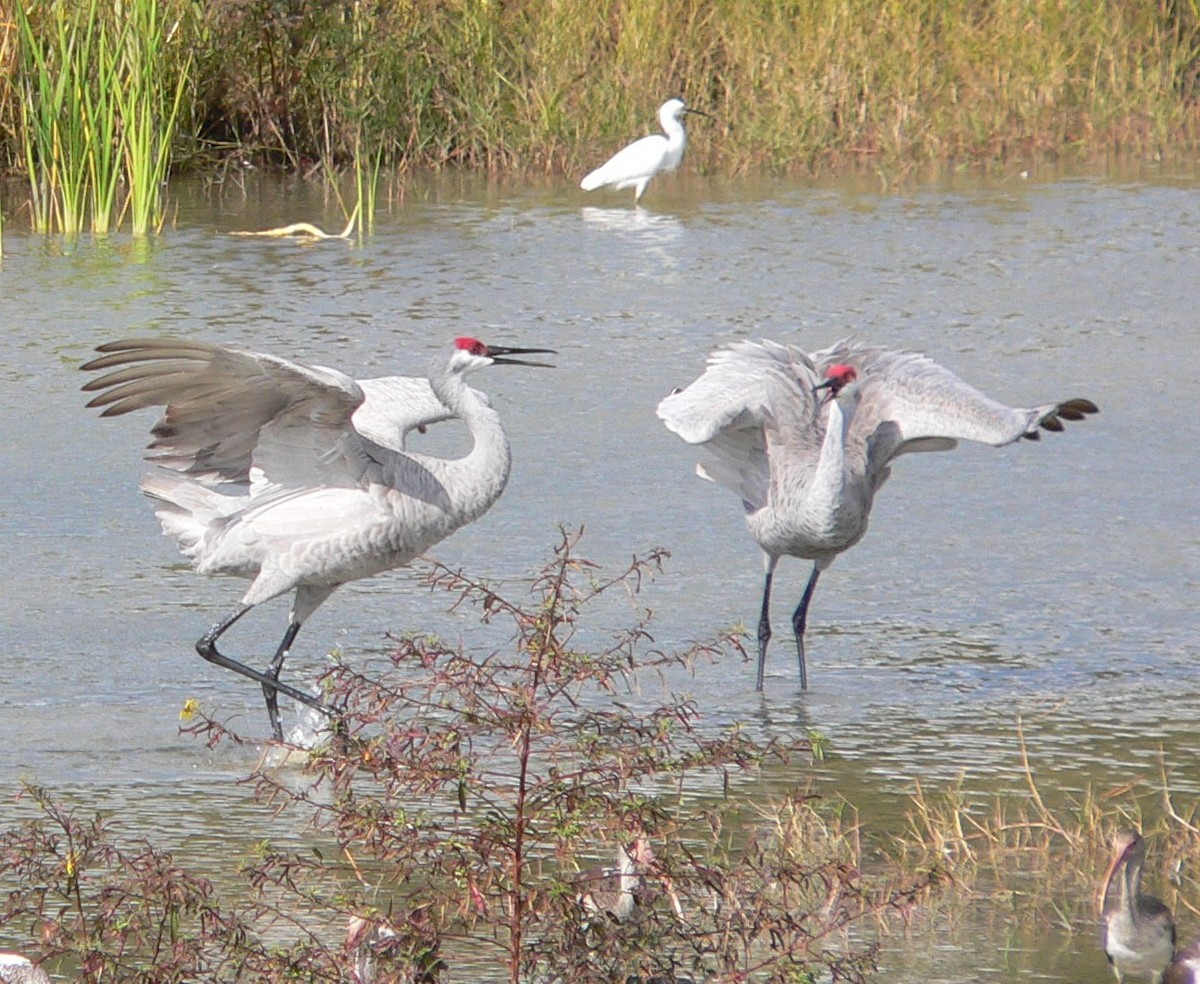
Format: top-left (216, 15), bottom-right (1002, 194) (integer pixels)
top-left (115, 0), bottom-right (191, 235)
top-left (15, 0), bottom-right (99, 234)
top-left (887, 719), bottom-right (1200, 944)
top-left (2, 0), bottom-right (1198, 220)
top-left (35, 0), bottom-right (1199, 185)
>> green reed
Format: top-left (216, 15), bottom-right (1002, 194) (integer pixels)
top-left (352, 139), bottom-right (383, 240)
top-left (13, 0), bottom-right (190, 236)
top-left (87, 11), bottom-right (123, 235)
top-left (16, 0), bottom-right (96, 234)
top-left (115, 0), bottom-right (191, 235)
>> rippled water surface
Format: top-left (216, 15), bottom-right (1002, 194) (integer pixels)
top-left (1, 165), bottom-right (1198, 980)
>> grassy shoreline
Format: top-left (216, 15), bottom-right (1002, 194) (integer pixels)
top-left (1, 0), bottom-right (1199, 189)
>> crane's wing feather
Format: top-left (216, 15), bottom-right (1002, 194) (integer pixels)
top-left (81, 337), bottom-right (366, 488)
top-left (812, 341), bottom-right (1098, 466)
top-left (657, 340), bottom-right (823, 509)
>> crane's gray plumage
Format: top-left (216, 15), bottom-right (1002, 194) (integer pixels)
top-left (82, 336), bottom-right (552, 739)
top-left (658, 338), bottom-right (1099, 690)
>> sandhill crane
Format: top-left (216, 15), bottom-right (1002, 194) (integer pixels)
top-left (580, 98), bottom-right (713, 204)
top-left (1101, 830), bottom-right (1177, 984)
top-left (0, 953), bottom-right (51, 984)
top-left (82, 336), bottom-right (554, 740)
top-left (657, 339), bottom-right (1098, 691)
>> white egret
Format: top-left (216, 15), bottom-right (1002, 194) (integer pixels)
top-left (580, 97), bottom-right (713, 204)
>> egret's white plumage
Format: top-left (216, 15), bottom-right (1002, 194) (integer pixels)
top-left (0, 953), bottom-right (50, 984)
top-left (82, 336), bottom-right (553, 739)
top-left (658, 339), bottom-right (1098, 690)
top-left (580, 98), bottom-right (712, 203)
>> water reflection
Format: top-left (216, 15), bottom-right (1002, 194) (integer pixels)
top-left (1, 168), bottom-right (1198, 980)
top-left (580, 203), bottom-right (685, 239)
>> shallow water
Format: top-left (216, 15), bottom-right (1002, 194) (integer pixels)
top-left (1, 163), bottom-right (1198, 980)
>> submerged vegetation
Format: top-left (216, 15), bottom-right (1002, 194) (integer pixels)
top-left (1, 0), bottom-right (1199, 204)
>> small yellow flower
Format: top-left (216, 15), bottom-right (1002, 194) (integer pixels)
top-left (179, 698), bottom-right (201, 721)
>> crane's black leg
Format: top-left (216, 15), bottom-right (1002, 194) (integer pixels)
top-left (755, 566), bottom-right (776, 693)
top-left (196, 605), bottom-right (333, 740)
top-left (263, 620), bottom-right (302, 742)
top-left (789, 567), bottom-right (821, 691)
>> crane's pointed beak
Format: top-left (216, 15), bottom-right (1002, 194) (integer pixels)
top-left (488, 345), bottom-right (557, 368)
top-left (683, 107), bottom-right (716, 121)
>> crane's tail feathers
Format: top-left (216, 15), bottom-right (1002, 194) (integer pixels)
top-left (580, 169), bottom-right (605, 191)
top-left (1022, 397), bottom-right (1099, 440)
top-left (140, 470), bottom-right (231, 560)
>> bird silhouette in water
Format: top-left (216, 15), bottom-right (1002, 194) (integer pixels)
top-left (658, 339), bottom-right (1098, 690)
top-left (82, 336), bottom-right (554, 740)
top-left (576, 837), bottom-right (685, 931)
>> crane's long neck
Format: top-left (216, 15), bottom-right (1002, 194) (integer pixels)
top-left (429, 364), bottom-right (512, 520)
top-left (1122, 858), bottom-right (1143, 919)
top-left (808, 392), bottom-right (856, 517)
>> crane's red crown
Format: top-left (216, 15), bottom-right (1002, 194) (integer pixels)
top-left (454, 337), bottom-right (488, 356)
top-left (819, 364), bottom-right (858, 398)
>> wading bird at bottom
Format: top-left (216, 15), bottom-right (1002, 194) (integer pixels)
top-left (0, 953), bottom-right (50, 984)
top-left (1100, 829), bottom-right (1177, 984)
